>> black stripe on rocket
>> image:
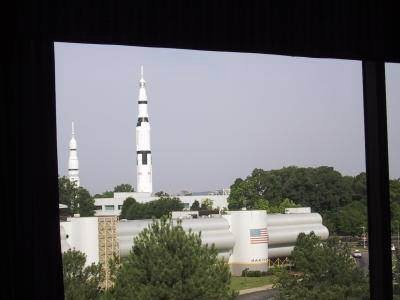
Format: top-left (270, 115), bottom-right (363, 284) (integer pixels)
top-left (137, 117), bottom-right (149, 126)
top-left (137, 150), bottom-right (151, 165)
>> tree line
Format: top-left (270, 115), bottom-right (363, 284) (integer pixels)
top-left (59, 166), bottom-right (400, 237)
top-left (58, 178), bottom-right (137, 217)
top-left (120, 196), bottom-right (184, 219)
top-left (94, 183), bottom-right (135, 198)
top-left (58, 178), bottom-right (218, 220)
top-left (228, 166), bottom-right (400, 236)
top-left (58, 177), bottom-right (96, 217)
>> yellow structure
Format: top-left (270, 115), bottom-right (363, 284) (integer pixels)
top-left (267, 257), bottom-right (290, 268)
top-left (98, 216), bottom-right (119, 289)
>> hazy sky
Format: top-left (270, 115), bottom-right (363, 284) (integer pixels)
top-left (54, 42), bottom-right (399, 195)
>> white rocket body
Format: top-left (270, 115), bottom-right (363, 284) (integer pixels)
top-left (136, 67), bottom-right (153, 193)
top-left (68, 122), bottom-right (80, 187)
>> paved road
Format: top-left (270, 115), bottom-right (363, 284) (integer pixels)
top-left (356, 251), bottom-right (369, 273)
top-left (236, 289), bottom-right (278, 300)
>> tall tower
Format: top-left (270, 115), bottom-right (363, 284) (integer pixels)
top-left (136, 66), bottom-right (153, 193)
top-left (68, 122), bottom-right (80, 187)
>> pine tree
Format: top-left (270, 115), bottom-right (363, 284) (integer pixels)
top-left (112, 218), bottom-right (236, 299)
top-left (274, 232), bottom-right (369, 299)
top-left (62, 249), bottom-right (104, 300)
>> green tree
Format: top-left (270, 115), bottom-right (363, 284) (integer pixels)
top-left (58, 176), bottom-right (95, 216)
top-left (274, 233), bottom-right (369, 299)
top-left (321, 211), bottom-right (339, 235)
top-left (190, 200), bottom-right (200, 211)
top-left (94, 191), bottom-right (114, 198)
top-left (228, 166), bottom-right (353, 212)
top-left (76, 186), bottom-right (96, 217)
top-left (146, 197), bottom-right (184, 218)
top-left (200, 198), bottom-right (214, 210)
top-left (121, 197), bottom-right (184, 220)
top-left (276, 198), bottom-right (300, 213)
top-left (62, 249), bottom-right (104, 300)
top-left (198, 198), bottom-right (220, 216)
top-left (351, 173), bottom-right (367, 202)
top-left (254, 197), bottom-right (299, 213)
top-left (113, 218), bottom-right (236, 299)
top-left (155, 191), bottom-right (170, 197)
top-left (336, 201), bottom-right (367, 236)
top-left (394, 249), bottom-right (400, 295)
top-left (113, 184), bottom-right (134, 193)
top-left (95, 184), bottom-right (136, 198)
top-left (59, 176), bottom-right (78, 215)
top-left (228, 176), bottom-right (263, 209)
top-left (391, 179), bottom-right (400, 203)
top-left (119, 197), bottom-right (137, 219)
top-left (392, 202), bottom-right (400, 235)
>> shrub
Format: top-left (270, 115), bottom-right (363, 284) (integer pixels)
top-left (241, 268), bottom-right (268, 277)
top-left (113, 217), bottom-right (237, 299)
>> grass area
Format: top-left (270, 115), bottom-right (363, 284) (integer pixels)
top-left (230, 276), bottom-right (276, 291)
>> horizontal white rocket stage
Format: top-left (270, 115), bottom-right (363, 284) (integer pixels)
top-left (60, 209), bottom-right (329, 275)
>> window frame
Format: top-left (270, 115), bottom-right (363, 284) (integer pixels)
top-left (7, 2), bottom-right (398, 299)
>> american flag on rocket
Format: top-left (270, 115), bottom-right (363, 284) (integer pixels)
top-left (249, 228), bottom-right (269, 244)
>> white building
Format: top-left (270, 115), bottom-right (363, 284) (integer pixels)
top-left (94, 192), bottom-right (229, 216)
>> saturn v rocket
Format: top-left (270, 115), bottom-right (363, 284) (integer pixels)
top-left (136, 66), bottom-right (153, 193)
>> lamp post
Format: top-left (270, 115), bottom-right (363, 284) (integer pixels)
top-left (360, 226), bottom-right (366, 249)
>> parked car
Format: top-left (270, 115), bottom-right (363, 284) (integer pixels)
top-left (352, 250), bottom-right (362, 258)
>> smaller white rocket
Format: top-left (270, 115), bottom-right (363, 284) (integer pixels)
top-left (68, 122), bottom-right (80, 187)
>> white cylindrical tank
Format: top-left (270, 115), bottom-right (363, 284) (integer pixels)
top-left (266, 213), bottom-right (322, 227)
top-left (218, 251), bottom-right (232, 261)
top-left (67, 217), bottom-right (99, 266)
top-left (200, 231), bottom-right (235, 250)
top-left (177, 218), bottom-right (230, 231)
top-left (268, 246), bottom-right (294, 258)
top-left (227, 211), bottom-right (268, 276)
top-left (118, 218), bottom-right (235, 258)
top-left (60, 223), bottom-right (71, 253)
top-left (285, 207), bottom-right (311, 214)
top-left (118, 220), bottom-right (151, 256)
top-left (266, 212), bottom-right (329, 258)
top-left (268, 224), bottom-right (329, 245)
